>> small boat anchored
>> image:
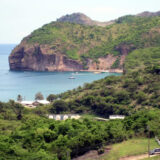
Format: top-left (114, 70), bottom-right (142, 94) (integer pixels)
top-left (68, 76), bottom-right (76, 79)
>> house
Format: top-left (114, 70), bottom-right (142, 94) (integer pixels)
top-left (48, 114), bottom-right (81, 120)
top-left (70, 115), bottom-right (81, 119)
top-left (63, 115), bottom-right (69, 120)
top-left (109, 115), bottom-right (125, 120)
top-left (49, 115), bottom-right (54, 119)
top-left (20, 101), bottom-right (35, 108)
top-left (55, 115), bottom-right (61, 120)
top-left (20, 100), bottom-right (50, 107)
top-left (37, 100), bottom-right (50, 105)
top-left (33, 100), bottom-right (50, 106)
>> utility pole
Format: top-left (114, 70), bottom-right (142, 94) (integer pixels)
top-left (147, 126), bottom-right (150, 158)
top-left (67, 150), bottom-right (70, 160)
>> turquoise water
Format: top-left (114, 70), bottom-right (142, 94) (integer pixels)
top-left (0, 44), bottom-right (121, 102)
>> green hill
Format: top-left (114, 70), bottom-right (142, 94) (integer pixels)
top-left (27, 16), bottom-right (160, 59)
top-left (9, 13), bottom-right (160, 71)
top-left (53, 47), bottom-right (160, 117)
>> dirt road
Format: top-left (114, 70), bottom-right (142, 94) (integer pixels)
top-left (120, 154), bottom-right (156, 160)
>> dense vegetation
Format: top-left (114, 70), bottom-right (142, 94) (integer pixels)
top-left (0, 103), bottom-right (160, 160)
top-left (1, 46), bottom-right (160, 159)
top-left (26, 15), bottom-right (160, 62)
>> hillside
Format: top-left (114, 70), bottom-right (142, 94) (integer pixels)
top-left (9, 12), bottom-right (160, 71)
top-left (2, 46), bottom-right (160, 159)
top-left (53, 47), bottom-right (160, 117)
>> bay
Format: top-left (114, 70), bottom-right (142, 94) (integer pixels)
top-left (0, 44), bottom-right (121, 102)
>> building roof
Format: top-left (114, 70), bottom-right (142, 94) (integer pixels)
top-left (109, 115), bottom-right (125, 117)
top-left (36, 100), bottom-right (50, 104)
top-left (21, 101), bottom-right (34, 105)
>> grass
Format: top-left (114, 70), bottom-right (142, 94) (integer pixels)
top-left (103, 138), bottom-right (160, 160)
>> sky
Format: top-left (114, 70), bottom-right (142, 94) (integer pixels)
top-left (1, 0), bottom-right (160, 44)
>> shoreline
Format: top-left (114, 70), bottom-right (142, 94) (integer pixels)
top-left (9, 69), bottom-right (123, 74)
top-left (79, 69), bottom-right (123, 73)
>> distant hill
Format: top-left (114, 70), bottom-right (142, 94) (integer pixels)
top-left (57, 12), bottom-right (114, 27)
top-left (137, 11), bottom-right (160, 17)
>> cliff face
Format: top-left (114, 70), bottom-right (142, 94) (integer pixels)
top-left (9, 43), bottom-right (84, 71)
top-left (9, 43), bottom-right (128, 71)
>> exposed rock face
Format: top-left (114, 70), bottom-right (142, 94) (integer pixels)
top-left (9, 43), bottom-right (84, 71)
top-left (57, 13), bottom-right (114, 27)
top-left (9, 42), bottom-right (129, 72)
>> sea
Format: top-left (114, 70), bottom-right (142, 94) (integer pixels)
top-left (0, 44), bottom-right (121, 102)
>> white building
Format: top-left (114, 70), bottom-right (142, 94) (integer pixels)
top-left (20, 101), bottom-right (35, 108)
top-left (63, 115), bottom-right (69, 120)
top-left (109, 115), bottom-right (125, 120)
top-left (70, 115), bottom-right (81, 119)
top-left (20, 101), bottom-right (34, 105)
top-left (19, 100), bottom-right (50, 108)
top-left (49, 115), bottom-right (54, 119)
top-left (36, 100), bottom-right (50, 105)
top-left (48, 114), bottom-right (81, 120)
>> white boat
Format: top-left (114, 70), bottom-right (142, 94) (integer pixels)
top-left (68, 76), bottom-right (76, 79)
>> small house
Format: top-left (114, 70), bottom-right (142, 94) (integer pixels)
top-left (20, 101), bottom-right (34, 108)
top-left (33, 100), bottom-right (50, 106)
top-left (48, 114), bottom-right (81, 120)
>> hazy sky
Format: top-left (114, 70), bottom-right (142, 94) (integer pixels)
top-left (1, 0), bottom-right (160, 43)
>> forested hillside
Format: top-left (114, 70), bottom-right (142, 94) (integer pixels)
top-left (26, 16), bottom-right (160, 59)
top-left (50, 47), bottom-right (160, 118)
top-left (9, 13), bottom-right (160, 71)
top-left (0, 101), bottom-right (160, 159)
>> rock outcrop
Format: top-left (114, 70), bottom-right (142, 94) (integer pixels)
top-left (9, 43), bottom-right (84, 71)
top-left (57, 13), bottom-right (114, 27)
top-left (9, 42), bottom-right (128, 72)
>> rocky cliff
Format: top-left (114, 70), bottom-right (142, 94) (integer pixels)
top-left (9, 11), bottom-right (160, 72)
top-left (9, 42), bottom-right (84, 71)
top-left (9, 42), bottom-right (127, 72)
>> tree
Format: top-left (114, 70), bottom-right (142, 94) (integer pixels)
top-left (51, 100), bottom-right (68, 114)
top-left (47, 94), bottom-right (57, 102)
top-left (17, 94), bottom-right (23, 102)
top-left (35, 92), bottom-right (44, 100)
